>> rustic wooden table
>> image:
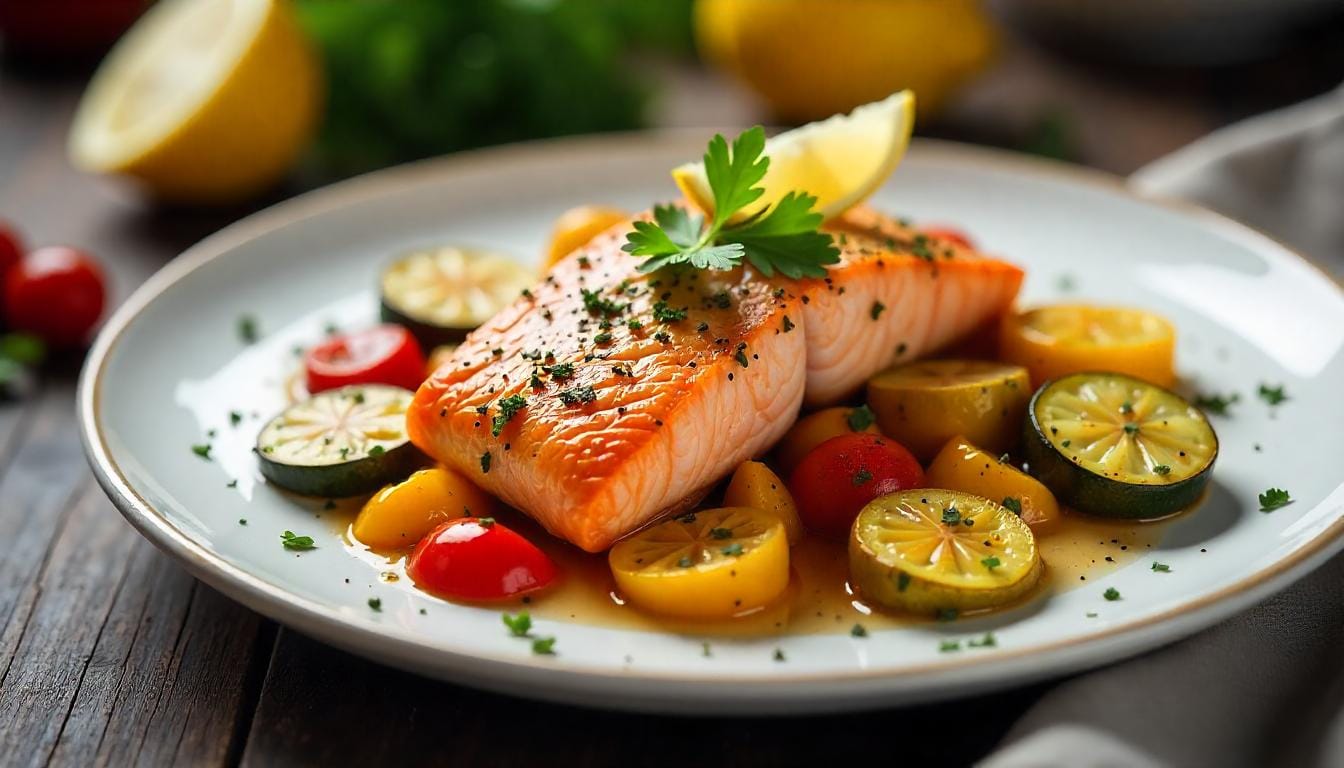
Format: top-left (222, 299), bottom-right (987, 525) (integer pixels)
top-left (2, 28), bottom-right (1340, 766)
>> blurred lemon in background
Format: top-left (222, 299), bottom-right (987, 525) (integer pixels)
top-left (69, 0), bottom-right (321, 204)
top-left (695, 0), bottom-right (995, 121)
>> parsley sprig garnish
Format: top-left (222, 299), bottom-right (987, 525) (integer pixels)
top-left (623, 127), bottom-right (840, 279)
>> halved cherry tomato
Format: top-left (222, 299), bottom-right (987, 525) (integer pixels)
top-left (789, 433), bottom-right (925, 539)
top-left (304, 324), bottom-right (426, 393)
top-left (4, 245), bottom-right (106, 346)
top-left (921, 226), bottom-right (975, 250)
top-left (407, 518), bottom-right (557, 602)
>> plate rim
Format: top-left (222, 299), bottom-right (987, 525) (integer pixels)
top-left (77, 131), bottom-right (1344, 704)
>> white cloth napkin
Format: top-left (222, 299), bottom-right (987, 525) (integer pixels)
top-left (981, 86), bottom-right (1344, 768)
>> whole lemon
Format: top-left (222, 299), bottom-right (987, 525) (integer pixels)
top-left (695, 0), bottom-right (995, 121)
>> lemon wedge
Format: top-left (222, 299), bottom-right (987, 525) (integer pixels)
top-left (69, 0), bottom-right (321, 203)
top-left (672, 90), bottom-right (914, 223)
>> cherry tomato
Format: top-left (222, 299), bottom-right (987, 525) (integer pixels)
top-left (305, 324), bottom-right (426, 393)
top-left (4, 246), bottom-right (106, 346)
top-left (407, 518), bottom-right (558, 602)
top-left (0, 222), bottom-right (22, 284)
top-left (921, 226), bottom-right (975, 250)
top-left (788, 433), bottom-right (925, 539)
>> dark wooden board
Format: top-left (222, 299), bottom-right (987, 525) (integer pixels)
top-left (239, 629), bottom-right (1046, 768)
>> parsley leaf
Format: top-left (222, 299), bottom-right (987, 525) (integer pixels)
top-left (1257, 383), bottom-right (1288, 406)
top-left (491, 394), bottom-right (528, 437)
top-left (280, 530), bottom-right (315, 551)
top-left (1258, 488), bottom-right (1292, 512)
top-left (531, 636), bottom-right (557, 655)
top-left (502, 612), bottom-right (532, 637)
top-left (622, 127), bottom-right (840, 279)
top-left (1194, 392), bottom-right (1239, 416)
top-left (847, 404), bottom-right (876, 431)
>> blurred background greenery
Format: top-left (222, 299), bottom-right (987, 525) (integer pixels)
top-left (294, 0), bottom-right (694, 177)
top-left (2, 0), bottom-right (1342, 203)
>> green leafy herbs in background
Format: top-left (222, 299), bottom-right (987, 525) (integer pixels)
top-left (295, 0), bottom-right (693, 178)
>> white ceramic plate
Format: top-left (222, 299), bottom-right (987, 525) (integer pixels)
top-left (79, 134), bottom-right (1344, 714)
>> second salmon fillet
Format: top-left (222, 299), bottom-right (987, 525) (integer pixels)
top-left (407, 207), bottom-right (1023, 551)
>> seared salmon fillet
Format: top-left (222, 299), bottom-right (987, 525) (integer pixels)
top-left (407, 206), bottom-right (1023, 551)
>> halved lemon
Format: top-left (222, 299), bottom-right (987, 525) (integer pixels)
top-left (672, 90), bottom-right (915, 223)
top-left (1000, 305), bottom-right (1176, 388)
top-left (69, 0), bottom-right (321, 203)
top-left (849, 489), bottom-right (1042, 616)
top-left (608, 507), bottom-right (789, 619)
top-left (866, 360), bottom-right (1031, 461)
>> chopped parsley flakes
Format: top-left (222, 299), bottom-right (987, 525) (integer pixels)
top-left (558, 385), bottom-right (597, 406)
top-left (491, 394), bottom-right (528, 437)
top-left (1257, 383), bottom-right (1288, 406)
top-left (367, 597), bottom-right (382, 611)
top-left (847, 404), bottom-right (876, 431)
top-left (237, 315), bottom-right (259, 344)
top-left (852, 468), bottom-right (873, 486)
top-left (480, 451), bottom-right (492, 474)
top-left (191, 443), bottom-right (212, 461)
top-left (1103, 587), bottom-right (1121, 601)
top-left (981, 556), bottom-right (1001, 571)
top-left (1001, 497), bottom-right (1022, 516)
top-left (1194, 392), bottom-right (1239, 416)
top-left (870, 301), bottom-right (886, 320)
top-left (1151, 562), bottom-right (1171, 573)
top-left (1258, 487), bottom-right (1292, 512)
top-left (503, 612), bottom-right (532, 637)
top-left (280, 530), bottom-right (315, 551)
top-left (532, 636), bottom-right (557, 655)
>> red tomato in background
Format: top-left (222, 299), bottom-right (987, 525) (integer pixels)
top-left (0, 222), bottom-right (22, 283)
top-left (789, 434), bottom-right (925, 539)
top-left (305, 324), bottom-right (426, 393)
top-left (407, 518), bottom-right (558, 602)
top-left (4, 246), bottom-right (106, 346)
top-left (921, 226), bottom-right (975, 250)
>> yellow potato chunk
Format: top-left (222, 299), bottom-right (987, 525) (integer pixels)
top-left (925, 435), bottom-right (1060, 530)
top-left (723, 461), bottom-right (803, 544)
top-left (352, 466), bottom-right (497, 550)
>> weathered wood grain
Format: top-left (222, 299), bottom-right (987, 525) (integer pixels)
top-left (240, 629), bottom-right (1045, 768)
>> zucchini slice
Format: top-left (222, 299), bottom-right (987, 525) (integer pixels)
top-left (1023, 372), bottom-right (1217, 519)
top-left (256, 385), bottom-right (423, 497)
top-left (380, 246), bottom-right (534, 348)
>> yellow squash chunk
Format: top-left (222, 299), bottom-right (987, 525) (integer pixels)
top-left (925, 436), bottom-right (1060, 530)
top-left (723, 461), bottom-right (803, 544)
top-left (352, 466), bottom-right (497, 550)
top-left (999, 304), bottom-right (1175, 387)
top-left (545, 204), bottom-right (629, 268)
top-left (866, 359), bottom-right (1030, 461)
top-left (608, 507), bottom-right (789, 619)
top-left (774, 405), bottom-right (880, 477)
top-left (850, 489), bottom-right (1042, 616)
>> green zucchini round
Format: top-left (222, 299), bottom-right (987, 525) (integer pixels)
top-left (1022, 371), bottom-right (1217, 519)
top-left (255, 385), bottom-right (423, 497)
top-left (379, 246), bottom-right (533, 349)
